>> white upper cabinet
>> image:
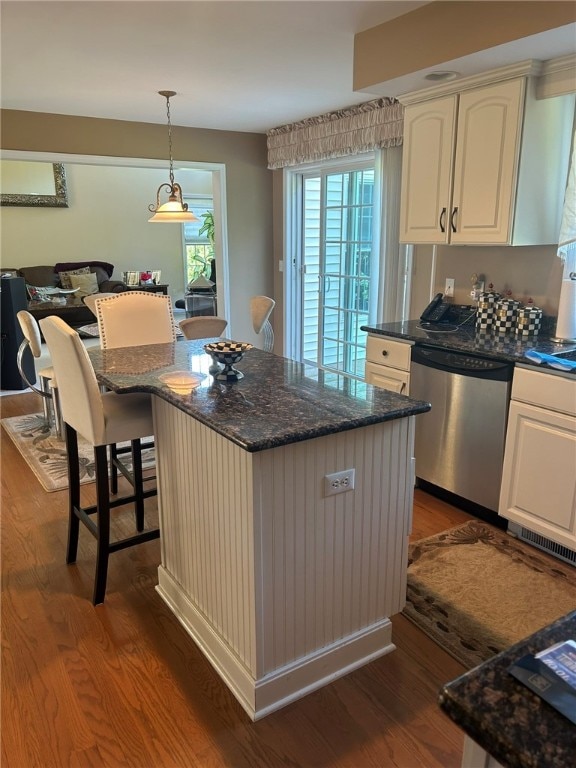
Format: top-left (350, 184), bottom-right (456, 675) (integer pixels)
top-left (399, 63), bottom-right (575, 245)
top-left (399, 95), bottom-right (457, 243)
top-left (451, 79), bottom-right (522, 244)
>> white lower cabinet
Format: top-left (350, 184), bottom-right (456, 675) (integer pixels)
top-left (461, 736), bottom-right (504, 768)
top-left (499, 367), bottom-right (576, 550)
top-left (365, 335), bottom-right (412, 395)
top-left (365, 363), bottom-right (409, 394)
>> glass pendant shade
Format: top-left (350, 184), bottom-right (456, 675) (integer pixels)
top-left (148, 204), bottom-right (197, 223)
top-left (148, 182), bottom-right (198, 223)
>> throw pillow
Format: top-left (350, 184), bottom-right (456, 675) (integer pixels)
top-left (59, 266), bottom-right (91, 289)
top-left (70, 272), bottom-right (99, 298)
top-left (91, 266), bottom-right (109, 286)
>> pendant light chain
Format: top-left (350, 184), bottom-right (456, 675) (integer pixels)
top-left (165, 93), bottom-right (175, 188)
top-left (148, 89), bottom-right (197, 222)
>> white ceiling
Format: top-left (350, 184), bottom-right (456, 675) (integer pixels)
top-left (1, 1), bottom-right (574, 134)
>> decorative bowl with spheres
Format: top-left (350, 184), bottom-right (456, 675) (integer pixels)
top-left (204, 341), bottom-right (253, 381)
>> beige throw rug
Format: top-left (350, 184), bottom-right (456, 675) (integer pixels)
top-left (403, 520), bottom-right (576, 669)
top-left (1, 413), bottom-right (155, 493)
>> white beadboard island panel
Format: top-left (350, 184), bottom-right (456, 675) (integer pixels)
top-left (153, 396), bottom-right (415, 720)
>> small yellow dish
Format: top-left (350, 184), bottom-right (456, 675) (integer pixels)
top-left (159, 371), bottom-right (202, 395)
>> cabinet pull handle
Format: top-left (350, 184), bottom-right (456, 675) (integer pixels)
top-left (381, 350), bottom-right (388, 357)
top-left (450, 207), bottom-right (458, 233)
top-left (400, 382), bottom-right (406, 395)
top-left (439, 207), bottom-right (447, 233)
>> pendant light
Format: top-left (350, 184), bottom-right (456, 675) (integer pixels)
top-left (148, 90), bottom-right (198, 223)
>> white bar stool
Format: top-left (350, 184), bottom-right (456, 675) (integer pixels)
top-left (40, 316), bottom-right (160, 605)
top-left (16, 310), bottom-right (64, 437)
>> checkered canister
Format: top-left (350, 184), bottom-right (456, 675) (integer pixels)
top-left (494, 298), bottom-right (521, 334)
top-left (515, 305), bottom-right (543, 337)
top-left (475, 291), bottom-right (500, 332)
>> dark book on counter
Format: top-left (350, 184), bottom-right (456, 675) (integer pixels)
top-left (509, 640), bottom-right (576, 725)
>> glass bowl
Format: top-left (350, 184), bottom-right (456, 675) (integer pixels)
top-left (159, 371), bottom-right (203, 395)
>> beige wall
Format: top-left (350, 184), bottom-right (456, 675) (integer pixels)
top-left (0, 164), bottom-right (213, 304)
top-left (0, 110), bottom-right (273, 345)
top-left (354, 1), bottom-right (576, 91)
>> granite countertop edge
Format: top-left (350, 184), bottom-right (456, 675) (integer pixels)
top-left (91, 342), bottom-right (432, 453)
top-left (438, 611), bottom-right (576, 768)
top-left (103, 381), bottom-right (431, 452)
top-left (159, 393), bottom-right (431, 452)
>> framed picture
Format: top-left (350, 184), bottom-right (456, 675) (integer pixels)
top-left (152, 270), bottom-right (162, 285)
top-left (1, 161), bottom-right (69, 208)
top-left (123, 271), bottom-right (140, 286)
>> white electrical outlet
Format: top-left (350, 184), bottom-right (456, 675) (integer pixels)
top-left (324, 469), bottom-right (355, 497)
top-left (445, 278), bottom-right (455, 297)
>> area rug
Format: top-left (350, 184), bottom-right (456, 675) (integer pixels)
top-left (1, 413), bottom-right (155, 493)
top-left (403, 520), bottom-right (576, 669)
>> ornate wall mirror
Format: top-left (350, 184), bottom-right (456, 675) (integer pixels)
top-left (0, 161), bottom-right (68, 207)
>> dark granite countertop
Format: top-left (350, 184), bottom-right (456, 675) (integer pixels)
top-left (439, 611), bottom-right (576, 768)
top-left (88, 339), bottom-right (431, 453)
top-left (361, 318), bottom-right (576, 377)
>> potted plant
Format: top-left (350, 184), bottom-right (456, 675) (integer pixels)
top-left (198, 211), bottom-right (215, 247)
top-left (198, 211), bottom-right (216, 283)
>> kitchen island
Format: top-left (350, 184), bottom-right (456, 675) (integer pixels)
top-left (89, 340), bottom-right (430, 720)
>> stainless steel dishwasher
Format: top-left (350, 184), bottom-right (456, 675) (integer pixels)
top-left (410, 345), bottom-right (514, 513)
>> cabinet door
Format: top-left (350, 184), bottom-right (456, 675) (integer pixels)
top-left (365, 362), bottom-right (409, 395)
top-left (399, 96), bottom-right (456, 244)
top-left (499, 400), bottom-right (576, 550)
top-left (451, 79), bottom-right (523, 244)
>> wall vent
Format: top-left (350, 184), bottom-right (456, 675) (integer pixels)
top-left (508, 523), bottom-right (576, 567)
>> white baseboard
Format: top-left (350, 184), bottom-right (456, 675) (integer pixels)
top-left (157, 566), bottom-right (395, 721)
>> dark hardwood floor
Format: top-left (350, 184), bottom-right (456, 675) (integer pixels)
top-left (1, 391), bottom-right (473, 768)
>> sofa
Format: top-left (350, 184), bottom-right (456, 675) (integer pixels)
top-left (11, 261), bottom-right (128, 327)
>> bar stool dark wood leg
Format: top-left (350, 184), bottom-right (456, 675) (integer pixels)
top-left (131, 439), bottom-right (145, 532)
top-left (65, 423), bottom-right (80, 564)
top-left (93, 445), bottom-right (111, 605)
top-left (110, 443), bottom-right (119, 494)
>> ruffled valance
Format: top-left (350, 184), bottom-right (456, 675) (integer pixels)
top-left (266, 98), bottom-right (404, 170)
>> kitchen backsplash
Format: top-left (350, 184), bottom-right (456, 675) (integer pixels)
top-left (412, 243), bottom-right (564, 318)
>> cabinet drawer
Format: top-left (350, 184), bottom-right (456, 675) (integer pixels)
top-left (512, 367), bottom-right (576, 416)
top-left (365, 363), bottom-right (410, 395)
top-left (366, 336), bottom-right (412, 371)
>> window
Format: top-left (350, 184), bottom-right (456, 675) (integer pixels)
top-left (182, 196), bottom-right (214, 286)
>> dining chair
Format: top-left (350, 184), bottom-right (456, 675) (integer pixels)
top-left (178, 316), bottom-right (228, 340)
top-left (39, 315), bottom-right (159, 605)
top-left (82, 292), bottom-right (117, 318)
top-left (250, 295), bottom-right (275, 352)
top-left (16, 310), bottom-right (63, 437)
top-left (95, 291), bottom-right (175, 505)
top-left (95, 290), bottom-right (176, 348)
